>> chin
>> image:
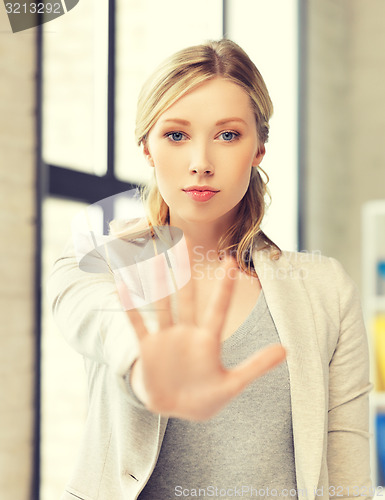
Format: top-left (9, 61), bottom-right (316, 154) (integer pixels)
top-left (182, 208), bottom-right (235, 225)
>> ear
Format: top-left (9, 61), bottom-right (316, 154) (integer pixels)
top-left (252, 145), bottom-right (266, 167)
top-left (142, 141), bottom-right (155, 167)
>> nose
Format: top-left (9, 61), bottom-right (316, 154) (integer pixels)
top-left (188, 141), bottom-right (214, 175)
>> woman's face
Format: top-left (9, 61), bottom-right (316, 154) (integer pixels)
top-left (143, 77), bottom-right (265, 227)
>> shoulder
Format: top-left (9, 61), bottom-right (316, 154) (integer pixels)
top-left (257, 248), bottom-right (338, 279)
top-left (254, 247), bottom-right (359, 301)
top-left (255, 247), bottom-right (357, 286)
top-left (277, 250), bottom-right (361, 316)
top-left (278, 249), bottom-right (355, 282)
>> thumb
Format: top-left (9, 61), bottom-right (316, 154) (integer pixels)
top-left (222, 344), bottom-right (286, 399)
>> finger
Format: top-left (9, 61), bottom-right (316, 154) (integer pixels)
top-left (153, 254), bottom-right (173, 329)
top-left (223, 344), bottom-right (287, 399)
top-left (201, 256), bottom-right (239, 337)
top-left (126, 308), bottom-right (149, 341)
top-left (177, 268), bottom-right (195, 324)
top-left (115, 278), bottom-right (149, 341)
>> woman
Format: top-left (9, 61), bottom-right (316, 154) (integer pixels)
top-left (48, 39), bottom-right (372, 500)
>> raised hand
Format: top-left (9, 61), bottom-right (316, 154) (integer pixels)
top-left (119, 256), bottom-right (286, 421)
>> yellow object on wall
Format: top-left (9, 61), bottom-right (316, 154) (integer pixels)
top-left (374, 315), bottom-right (385, 391)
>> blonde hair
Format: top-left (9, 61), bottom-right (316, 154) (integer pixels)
top-left (112, 39), bottom-right (282, 275)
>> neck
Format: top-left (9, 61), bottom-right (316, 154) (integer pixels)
top-left (169, 212), bottom-right (236, 271)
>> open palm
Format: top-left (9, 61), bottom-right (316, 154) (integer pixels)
top-left (119, 256), bottom-right (286, 421)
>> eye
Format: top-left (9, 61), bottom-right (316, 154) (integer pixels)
top-left (218, 131), bottom-right (240, 142)
top-left (165, 131), bottom-right (186, 142)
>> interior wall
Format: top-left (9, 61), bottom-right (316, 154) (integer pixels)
top-left (348, 0), bottom-right (385, 282)
top-left (305, 0), bottom-right (385, 287)
top-left (0, 8), bottom-right (37, 499)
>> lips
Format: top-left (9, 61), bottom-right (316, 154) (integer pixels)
top-left (183, 190), bottom-right (218, 202)
top-left (183, 185), bottom-right (219, 192)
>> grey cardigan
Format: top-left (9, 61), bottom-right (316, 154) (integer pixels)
top-left (47, 241), bottom-right (372, 500)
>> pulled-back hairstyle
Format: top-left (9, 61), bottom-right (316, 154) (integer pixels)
top-left (112, 39), bottom-right (281, 275)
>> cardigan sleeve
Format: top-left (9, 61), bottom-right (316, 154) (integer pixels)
top-left (327, 257), bottom-right (373, 498)
top-left (46, 237), bottom-right (141, 380)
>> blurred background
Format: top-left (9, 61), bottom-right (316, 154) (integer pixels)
top-left (1, 0), bottom-right (385, 498)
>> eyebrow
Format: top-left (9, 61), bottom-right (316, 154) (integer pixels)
top-left (161, 117), bottom-right (248, 126)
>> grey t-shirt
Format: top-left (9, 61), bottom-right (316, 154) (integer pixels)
top-left (138, 289), bottom-right (297, 499)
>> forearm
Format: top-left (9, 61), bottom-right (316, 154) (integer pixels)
top-left (47, 237), bottom-right (140, 376)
